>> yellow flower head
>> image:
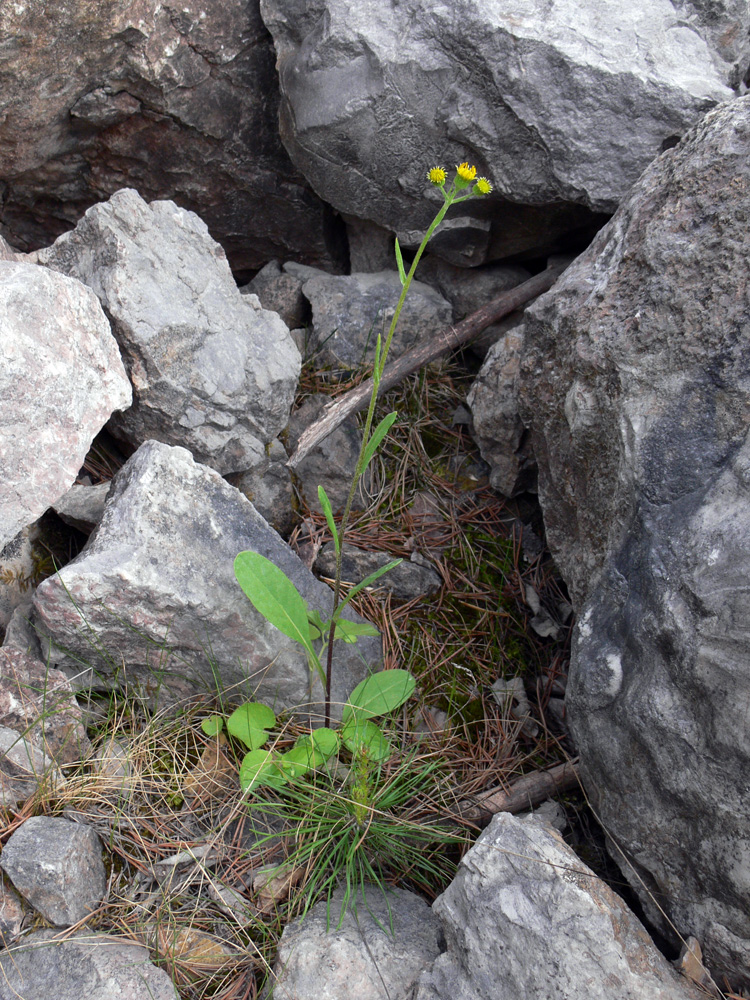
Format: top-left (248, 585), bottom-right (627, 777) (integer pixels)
top-left (456, 162), bottom-right (477, 182)
top-left (428, 166), bottom-right (446, 186)
top-left (474, 177), bottom-right (492, 195)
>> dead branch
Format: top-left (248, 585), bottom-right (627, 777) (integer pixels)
top-left (287, 264), bottom-right (567, 468)
top-left (456, 759), bottom-right (580, 828)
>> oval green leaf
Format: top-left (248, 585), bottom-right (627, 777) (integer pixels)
top-left (201, 715), bottom-right (224, 737)
top-left (340, 718), bottom-right (392, 761)
top-left (310, 727), bottom-right (340, 760)
top-left (239, 750), bottom-right (287, 791)
top-left (279, 744), bottom-right (325, 779)
top-left (342, 669), bottom-right (416, 724)
top-left (227, 703), bottom-right (274, 750)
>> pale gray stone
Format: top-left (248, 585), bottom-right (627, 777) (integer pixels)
top-left (225, 439), bottom-right (294, 536)
top-left (0, 262), bottom-right (131, 551)
top-left (315, 543), bottom-right (442, 601)
top-left (517, 97), bottom-right (750, 988)
top-left (270, 885), bottom-right (443, 1000)
top-left (1, 600), bottom-right (43, 661)
top-left (52, 482), bottom-right (111, 534)
top-left (302, 270), bottom-right (453, 366)
top-left (0, 727), bottom-right (63, 811)
top-left (0, 817), bottom-right (105, 926)
top-left (261, 0), bottom-right (745, 261)
top-left (32, 440), bottom-right (377, 716)
top-left (0, 929), bottom-right (177, 1000)
top-left (0, 648), bottom-right (91, 766)
top-left (414, 813), bottom-right (705, 1000)
top-left (38, 189), bottom-right (301, 475)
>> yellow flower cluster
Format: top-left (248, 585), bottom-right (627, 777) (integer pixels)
top-left (456, 161), bottom-right (477, 182)
top-left (427, 162), bottom-right (492, 196)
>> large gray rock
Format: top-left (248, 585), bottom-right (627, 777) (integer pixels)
top-left (32, 441), bottom-right (376, 715)
top-left (0, 727), bottom-right (63, 811)
top-left (0, 0), bottom-right (344, 275)
top-left (302, 270), bottom-right (453, 367)
top-left (260, 0), bottom-right (745, 262)
top-left (38, 189), bottom-right (301, 475)
top-left (0, 262), bottom-right (131, 551)
top-left (518, 98), bottom-right (750, 988)
top-left (270, 885), bottom-right (443, 1000)
top-left (0, 929), bottom-right (178, 1000)
top-left (415, 813), bottom-right (705, 1000)
top-left (0, 816), bottom-right (106, 926)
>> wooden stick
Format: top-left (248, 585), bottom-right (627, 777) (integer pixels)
top-left (456, 759), bottom-right (580, 828)
top-left (287, 264), bottom-right (567, 468)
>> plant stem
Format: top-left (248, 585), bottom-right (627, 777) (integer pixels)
top-left (323, 186), bottom-right (460, 725)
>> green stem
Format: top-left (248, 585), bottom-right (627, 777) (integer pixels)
top-left (323, 184), bottom-right (460, 725)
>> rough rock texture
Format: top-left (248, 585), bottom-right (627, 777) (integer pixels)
top-left (270, 885), bottom-right (443, 1000)
top-left (0, 648), bottom-right (91, 765)
top-left (0, 0), bottom-right (345, 275)
top-left (225, 439), bottom-right (294, 536)
top-left (0, 262), bottom-right (132, 551)
top-left (467, 323), bottom-right (536, 497)
top-left (0, 727), bottom-right (63, 811)
top-left (517, 98), bottom-right (750, 987)
top-left (260, 0), bottom-right (745, 262)
top-left (53, 483), bottom-right (112, 534)
top-left (0, 879), bottom-right (26, 947)
top-left (316, 543), bottom-right (442, 601)
top-left (0, 929), bottom-right (178, 1000)
top-left (32, 441), bottom-right (376, 715)
top-left (0, 816), bottom-right (106, 925)
top-left (414, 813), bottom-right (704, 1000)
top-left (242, 260), bottom-right (310, 330)
top-left (38, 189), bottom-right (300, 475)
top-left (302, 270), bottom-right (453, 367)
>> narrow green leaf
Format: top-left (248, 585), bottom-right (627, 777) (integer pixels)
top-left (239, 750), bottom-right (287, 791)
top-left (201, 715), bottom-right (224, 737)
top-left (340, 718), bottom-right (391, 760)
top-left (342, 669), bottom-right (416, 724)
top-left (338, 559), bottom-right (402, 612)
top-left (333, 619), bottom-right (380, 644)
top-left (234, 551), bottom-right (315, 655)
top-left (394, 236), bottom-right (406, 286)
top-left (318, 486), bottom-right (340, 557)
top-left (227, 703), bottom-right (275, 749)
top-left (361, 412), bottom-right (398, 473)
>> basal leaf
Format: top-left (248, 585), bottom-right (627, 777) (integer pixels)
top-left (279, 744), bottom-right (325, 779)
top-left (310, 727), bottom-right (339, 760)
top-left (340, 718), bottom-right (391, 761)
top-left (342, 669), bottom-right (416, 724)
top-left (227, 703), bottom-right (274, 749)
top-left (239, 750), bottom-right (287, 791)
top-left (234, 551), bottom-right (314, 654)
top-left (201, 715), bottom-right (224, 737)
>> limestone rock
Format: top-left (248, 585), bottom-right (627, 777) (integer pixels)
top-left (0, 0), bottom-right (344, 275)
top-left (261, 0), bottom-right (745, 261)
top-left (414, 813), bottom-right (705, 1000)
top-left (270, 885), bottom-right (443, 1000)
top-left (517, 97), bottom-right (750, 988)
top-left (52, 483), bottom-right (112, 534)
top-left (38, 189), bottom-right (301, 475)
top-left (242, 260), bottom-right (309, 330)
top-left (32, 440), bottom-right (377, 716)
top-left (0, 929), bottom-right (177, 1000)
top-left (302, 270), bottom-right (453, 367)
top-left (0, 262), bottom-right (131, 551)
top-left (0, 727), bottom-right (63, 811)
top-left (225, 439), bottom-right (294, 536)
top-left (0, 816), bottom-right (106, 926)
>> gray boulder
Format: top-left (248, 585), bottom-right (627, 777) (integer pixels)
top-left (0, 816), bottom-right (106, 926)
top-left (0, 727), bottom-right (63, 811)
top-left (260, 0), bottom-right (744, 262)
top-left (242, 260), bottom-right (309, 330)
top-left (517, 97), bottom-right (750, 987)
top-left (0, 262), bottom-right (131, 551)
top-left (32, 440), bottom-right (376, 716)
top-left (302, 270), bottom-right (453, 367)
top-left (52, 483), bottom-right (112, 534)
top-left (38, 189), bottom-right (301, 475)
top-left (0, 929), bottom-right (177, 1000)
top-left (0, 0), bottom-right (343, 275)
top-left (269, 885), bottom-right (443, 1000)
top-left (415, 812), bottom-right (705, 1000)
top-left (226, 439), bottom-right (294, 536)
